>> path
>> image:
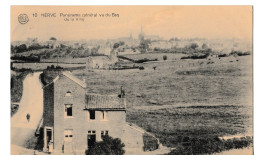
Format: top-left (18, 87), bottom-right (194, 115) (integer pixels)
top-left (122, 124), bottom-right (172, 155)
top-left (11, 72), bottom-right (44, 155)
top-left (214, 147), bottom-right (253, 155)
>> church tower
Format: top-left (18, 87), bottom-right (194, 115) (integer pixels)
top-left (138, 25), bottom-right (145, 41)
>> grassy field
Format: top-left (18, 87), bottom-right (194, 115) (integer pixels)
top-left (71, 54), bottom-right (252, 148)
top-left (12, 52), bottom-right (252, 149)
top-left (40, 57), bottom-right (87, 64)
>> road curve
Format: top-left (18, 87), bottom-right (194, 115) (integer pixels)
top-left (11, 72), bottom-right (43, 154)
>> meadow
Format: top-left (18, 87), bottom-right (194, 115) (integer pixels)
top-left (72, 53), bottom-right (253, 148)
top-left (11, 52), bottom-right (252, 149)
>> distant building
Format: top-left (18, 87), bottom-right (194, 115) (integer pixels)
top-left (86, 49), bottom-right (118, 69)
top-left (42, 68), bottom-right (126, 154)
top-left (150, 40), bottom-right (173, 50)
top-left (117, 47), bottom-right (141, 55)
top-left (138, 25), bottom-right (162, 41)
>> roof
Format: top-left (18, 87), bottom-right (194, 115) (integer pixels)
top-left (43, 71), bottom-right (86, 89)
top-left (85, 93), bottom-right (126, 110)
top-left (62, 72), bottom-right (86, 88)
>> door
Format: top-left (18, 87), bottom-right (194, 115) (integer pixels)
top-left (46, 129), bottom-right (52, 147)
top-left (44, 127), bottom-right (53, 152)
top-left (87, 135), bottom-right (96, 149)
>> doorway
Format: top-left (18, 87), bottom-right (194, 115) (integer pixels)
top-left (87, 134), bottom-right (96, 149)
top-left (44, 127), bottom-right (53, 152)
top-left (46, 129), bottom-right (52, 146)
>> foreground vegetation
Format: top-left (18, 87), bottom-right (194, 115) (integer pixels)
top-left (168, 136), bottom-right (253, 155)
top-left (11, 69), bottom-right (32, 103)
top-left (11, 51), bottom-right (252, 154)
top-left (85, 135), bottom-right (125, 155)
top-left (11, 69), bottom-right (33, 116)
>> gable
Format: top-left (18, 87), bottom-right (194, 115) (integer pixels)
top-left (55, 74), bottom-right (85, 91)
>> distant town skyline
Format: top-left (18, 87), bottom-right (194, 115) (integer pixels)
top-left (11, 6), bottom-right (252, 42)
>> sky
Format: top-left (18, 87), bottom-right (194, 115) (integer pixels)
top-left (11, 6), bottom-right (253, 42)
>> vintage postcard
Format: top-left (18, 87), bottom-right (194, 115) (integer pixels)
top-left (11, 6), bottom-right (253, 155)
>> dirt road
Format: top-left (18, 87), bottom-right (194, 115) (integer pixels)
top-left (11, 72), bottom-right (43, 155)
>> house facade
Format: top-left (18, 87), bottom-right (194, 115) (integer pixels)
top-left (86, 49), bottom-right (118, 70)
top-left (42, 69), bottom-right (126, 154)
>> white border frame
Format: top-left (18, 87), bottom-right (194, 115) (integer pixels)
top-left (3, 1), bottom-right (258, 155)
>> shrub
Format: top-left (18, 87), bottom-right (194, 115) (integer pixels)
top-left (163, 55), bottom-right (167, 61)
top-left (139, 66), bottom-right (144, 70)
top-left (143, 133), bottom-right (159, 151)
top-left (85, 135), bottom-right (125, 155)
top-left (218, 54), bottom-right (228, 57)
top-left (11, 104), bottom-right (19, 116)
top-left (181, 54), bottom-right (209, 60)
top-left (11, 70), bottom-right (32, 103)
top-left (168, 136), bottom-right (253, 155)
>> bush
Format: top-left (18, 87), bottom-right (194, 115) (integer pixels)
top-left (168, 136), bottom-right (253, 155)
top-left (163, 55), bottom-right (167, 61)
top-left (139, 66), bottom-right (144, 70)
top-left (181, 54), bottom-right (209, 60)
top-left (11, 55), bottom-right (40, 62)
top-left (11, 70), bottom-right (32, 103)
top-left (85, 135), bottom-right (125, 155)
top-left (143, 133), bottom-right (159, 151)
top-left (218, 54), bottom-right (228, 57)
top-left (230, 50), bottom-right (251, 56)
top-left (11, 104), bottom-right (19, 116)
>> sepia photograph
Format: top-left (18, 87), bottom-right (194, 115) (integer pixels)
top-left (10, 6), bottom-right (253, 155)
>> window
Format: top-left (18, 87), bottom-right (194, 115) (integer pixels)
top-left (101, 130), bottom-right (109, 138)
top-left (102, 111), bottom-right (107, 120)
top-left (89, 110), bottom-right (95, 120)
top-left (88, 130), bottom-right (96, 134)
top-left (66, 91), bottom-right (72, 97)
top-left (64, 129), bottom-right (73, 141)
top-left (65, 104), bottom-right (73, 117)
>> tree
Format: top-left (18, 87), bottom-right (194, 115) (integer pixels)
top-left (169, 37), bottom-right (180, 41)
top-left (113, 43), bottom-right (120, 49)
top-left (113, 41), bottom-right (125, 49)
top-left (119, 41), bottom-right (125, 46)
top-left (190, 43), bottom-right (199, 50)
top-left (139, 39), bottom-right (151, 54)
top-left (15, 44), bottom-right (27, 53)
top-left (28, 43), bottom-right (43, 51)
top-left (163, 55), bottom-right (167, 61)
top-left (85, 135), bottom-right (125, 155)
top-left (201, 43), bottom-right (208, 49)
top-left (49, 37), bottom-right (57, 41)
